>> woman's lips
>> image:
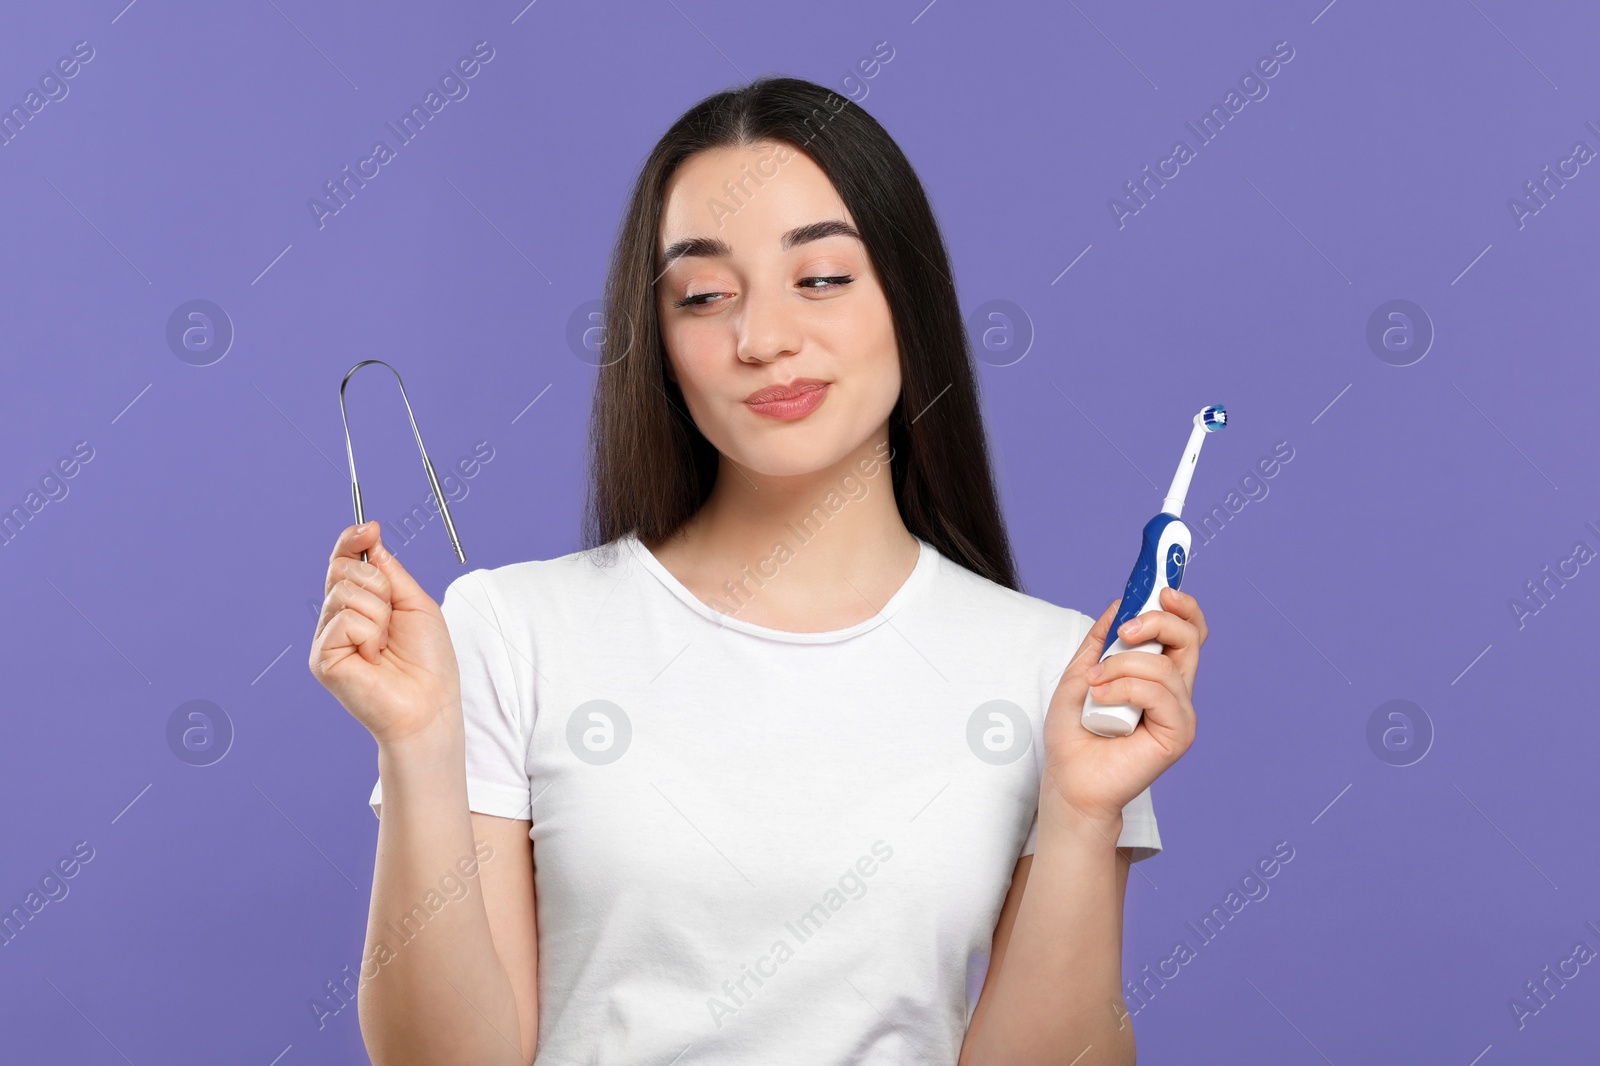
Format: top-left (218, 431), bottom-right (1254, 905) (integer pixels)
top-left (744, 382), bottom-right (830, 421)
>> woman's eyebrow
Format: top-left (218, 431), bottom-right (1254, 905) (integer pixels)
top-left (658, 219), bottom-right (862, 271)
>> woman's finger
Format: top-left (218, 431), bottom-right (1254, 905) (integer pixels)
top-left (1159, 586), bottom-right (1208, 645)
top-left (1065, 598), bottom-right (1122, 675)
top-left (318, 605), bottom-right (384, 666)
top-left (1114, 606), bottom-right (1200, 656)
top-left (326, 523), bottom-right (379, 596)
top-left (1084, 673), bottom-right (1176, 716)
top-left (321, 577), bottom-right (392, 647)
top-left (1114, 599), bottom-right (1201, 684)
top-left (325, 521), bottom-right (434, 612)
top-left (1086, 673), bottom-right (1192, 743)
top-left (359, 523), bottom-right (437, 613)
top-left (329, 554), bottom-right (392, 605)
top-left (1090, 648), bottom-right (1190, 714)
top-left (1088, 646), bottom-right (1180, 690)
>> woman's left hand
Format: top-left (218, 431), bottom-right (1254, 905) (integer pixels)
top-left (1040, 586), bottom-right (1205, 828)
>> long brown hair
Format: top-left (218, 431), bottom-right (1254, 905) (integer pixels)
top-left (582, 75), bottom-right (1021, 590)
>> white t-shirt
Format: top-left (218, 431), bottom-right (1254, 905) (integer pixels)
top-left (369, 530), bottom-right (1161, 1064)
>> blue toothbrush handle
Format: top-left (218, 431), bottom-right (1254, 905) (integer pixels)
top-left (1080, 512), bottom-right (1190, 737)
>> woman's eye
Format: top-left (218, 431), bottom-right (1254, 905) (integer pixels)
top-left (800, 275), bottom-right (854, 292)
top-left (673, 291), bottom-right (725, 309)
top-left (671, 275), bottom-right (854, 310)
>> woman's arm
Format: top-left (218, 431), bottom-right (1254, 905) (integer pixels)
top-left (310, 522), bottom-right (540, 1062)
top-left (468, 810), bottom-right (540, 1055)
top-left (962, 588), bottom-right (1205, 1065)
top-left (958, 804), bottom-right (1136, 1066)
top-left (361, 719), bottom-right (538, 1065)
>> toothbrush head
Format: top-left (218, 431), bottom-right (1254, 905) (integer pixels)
top-left (1198, 404), bottom-right (1227, 432)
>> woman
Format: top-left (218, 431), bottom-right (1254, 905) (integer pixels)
top-left (310, 76), bottom-right (1204, 1065)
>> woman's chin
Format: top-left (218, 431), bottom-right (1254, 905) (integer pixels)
top-left (721, 438), bottom-right (840, 479)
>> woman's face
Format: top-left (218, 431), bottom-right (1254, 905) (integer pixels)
top-left (654, 141), bottom-right (901, 478)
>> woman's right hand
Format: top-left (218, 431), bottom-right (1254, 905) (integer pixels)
top-left (309, 521), bottom-right (463, 746)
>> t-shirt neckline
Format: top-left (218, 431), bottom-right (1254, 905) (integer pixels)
top-left (621, 530), bottom-right (938, 644)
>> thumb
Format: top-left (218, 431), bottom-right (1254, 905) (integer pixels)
top-left (363, 522), bottom-right (434, 613)
top-left (1049, 597), bottom-right (1121, 714)
top-left (1071, 597), bottom-right (1122, 677)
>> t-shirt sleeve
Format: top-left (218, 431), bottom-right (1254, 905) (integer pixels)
top-left (1020, 609), bottom-right (1163, 863)
top-left (368, 569), bottom-right (534, 821)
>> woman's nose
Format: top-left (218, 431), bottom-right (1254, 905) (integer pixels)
top-left (734, 280), bottom-right (804, 364)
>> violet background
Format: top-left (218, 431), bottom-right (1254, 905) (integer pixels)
top-left (2, 0), bottom-right (1596, 1062)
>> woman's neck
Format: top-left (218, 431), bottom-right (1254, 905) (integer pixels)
top-left (640, 436), bottom-right (920, 632)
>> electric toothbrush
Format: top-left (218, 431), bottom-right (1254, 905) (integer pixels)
top-left (1081, 405), bottom-right (1228, 737)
